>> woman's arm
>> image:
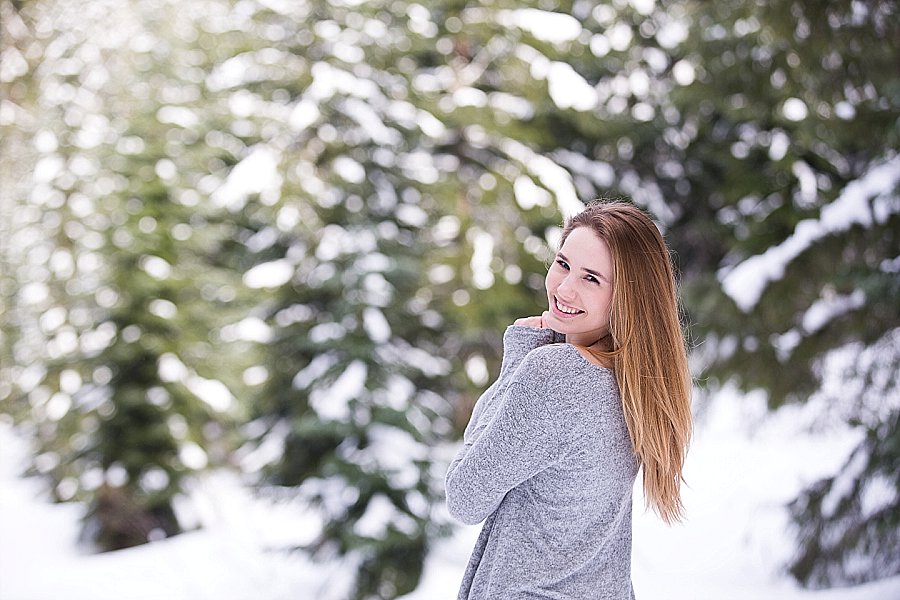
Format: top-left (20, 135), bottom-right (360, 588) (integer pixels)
top-left (445, 349), bottom-right (571, 525)
top-left (462, 323), bottom-right (561, 447)
top-left (496, 320), bottom-right (559, 381)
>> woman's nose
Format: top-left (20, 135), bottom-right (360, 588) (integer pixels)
top-left (557, 274), bottom-right (577, 299)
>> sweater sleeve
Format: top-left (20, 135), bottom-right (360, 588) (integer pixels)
top-left (445, 349), bottom-right (573, 525)
top-left (497, 325), bottom-right (561, 380)
top-left (463, 326), bottom-right (560, 446)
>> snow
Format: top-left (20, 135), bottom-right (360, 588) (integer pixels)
top-left (185, 375), bottom-right (236, 413)
top-left (547, 61), bottom-right (599, 112)
top-left (514, 174), bottom-right (553, 210)
top-left (137, 255), bottom-right (172, 279)
top-left (771, 289), bottom-right (867, 361)
top-left (158, 353), bottom-right (235, 411)
top-left (501, 137), bottom-right (585, 218)
top-left (468, 227), bottom-right (495, 290)
top-left (243, 259), bottom-right (295, 288)
top-left (307, 61), bottom-right (379, 102)
top-left (497, 9), bottom-right (582, 45)
top-left (860, 474), bottom-right (897, 519)
top-left (362, 272), bottom-right (394, 306)
top-left (353, 252), bottom-right (392, 274)
top-left (821, 446), bottom-right (868, 519)
top-left (236, 420), bottom-right (289, 473)
top-left (629, 0), bottom-right (657, 17)
top-left (219, 316), bottom-right (274, 343)
top-left (801, 289), bottom-right (865, 333)
top-left (721, 155), bottom-right (900, 312)
top-left (464, 354), bottom-right (490, 387)
top-left (293, 354), bottom-right (340, 389)
top-left (332, 155), bottom-right (367, 184)
top-left (398, 151), bottom-right (441, 186)
top-left (211, 145), bottom-right (281, 212)
top-left (769, 130), bottom-right (790, 160)
top-left (514, 43), bottom-right (599, 113)
top-left (340, 97), bottom-right (401, 146)
top-left (792, 160), bottom-right (818, 204)
top-left (3, 386), bottom-right (900, 600)
top-left (157, 105), bottom-right (200, 128)
top-left (362, 307), bottom-right (391, 343)
top-left (349, 423), bottom-right (426, 489)
top-left (288, 98), bottom-right (320, 131)
top-left (309, 360), bottom-right (367, 421)
top-left (353, 493), bottom-right (405, 538)
top-left (452, 86), bottom-right (488, 108)
top-left (783, 97), bottom-right (809, 122)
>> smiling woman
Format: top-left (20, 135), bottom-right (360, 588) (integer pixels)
top-left (445, 199), bottom-right (692, 600)
top-left (544, 226), bottom-right (614, 350)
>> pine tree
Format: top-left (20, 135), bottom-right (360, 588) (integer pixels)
top-left (403, 0), bottom-right (900, 588)
top-left (652, 1), bottom-right (900, 587)
top-left (0, 0), bottom-right (38, 420)
top-left (5, 0), bottom-right (897, 591)
top-left (208, 3), bottom-right (462, 597)
top-left (0, 0), bottom-right (243, 550)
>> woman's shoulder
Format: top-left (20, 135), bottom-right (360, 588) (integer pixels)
top-left (520, 342), bottom-right (571, 364)
top-left (513, 345), bottom-right (619, 421)
top-left (516, 343), bottom-right (613, 384)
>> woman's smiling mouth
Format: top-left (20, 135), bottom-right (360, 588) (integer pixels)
top-left (554, 297), bottom-right (584, 316)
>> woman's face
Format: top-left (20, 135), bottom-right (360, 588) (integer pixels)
top-left (544, 226), bottom-right (614, 346)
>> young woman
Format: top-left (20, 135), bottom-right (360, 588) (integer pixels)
top-left (445, 200), bottom-right (692, 599)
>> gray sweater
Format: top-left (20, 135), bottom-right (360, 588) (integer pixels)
top-left (445, 326), bottom-right (639, 600)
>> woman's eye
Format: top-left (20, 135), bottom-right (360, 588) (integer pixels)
top-left (555, 259), bottom-right (569, 270)
top-left (585, 275), bottom-right (599, 285)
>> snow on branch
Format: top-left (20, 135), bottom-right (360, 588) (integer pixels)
top-left (720, 155), bottom-right (900, 312)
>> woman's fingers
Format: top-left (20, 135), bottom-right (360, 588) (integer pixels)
top-left (513, 316), bottom-right (543, 328)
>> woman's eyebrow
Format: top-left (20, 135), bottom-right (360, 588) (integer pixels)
top-left (557, 252), bottom-right (610, 282)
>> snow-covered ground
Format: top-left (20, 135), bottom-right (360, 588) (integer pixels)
top-left (2, 387), bottom-right (899, 600)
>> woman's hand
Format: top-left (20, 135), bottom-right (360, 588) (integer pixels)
top-left (513, 311), bottom-right (551, 328)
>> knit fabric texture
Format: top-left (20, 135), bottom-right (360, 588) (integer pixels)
top-left (446, 325), bottom-right (639, 600)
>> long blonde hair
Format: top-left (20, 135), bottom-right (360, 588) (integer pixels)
top-left (562, 200), bottom-right (692, 524)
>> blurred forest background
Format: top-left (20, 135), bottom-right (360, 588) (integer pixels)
top-left (1, 0), bottom-right (897, 598)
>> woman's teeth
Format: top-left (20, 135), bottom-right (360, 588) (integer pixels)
top-left (555, 298), bottom-right (583, 315)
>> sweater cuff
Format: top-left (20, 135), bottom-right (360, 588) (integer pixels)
top-left (498, 325), bottom-right (560, 379)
